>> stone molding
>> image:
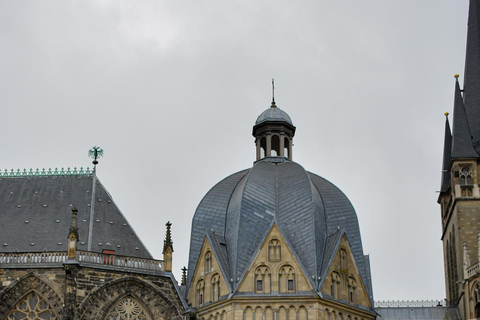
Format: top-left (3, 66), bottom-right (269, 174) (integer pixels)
top-left (78, 277), bottom-right (182, 320)
top-left (0, 273), bottom-right (64, 319)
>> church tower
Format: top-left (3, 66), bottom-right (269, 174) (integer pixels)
top-left (438, 1), bottom-right (480, 319)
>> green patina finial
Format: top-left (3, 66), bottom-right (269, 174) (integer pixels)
top-left (88, 146), bottom-right (104, 165)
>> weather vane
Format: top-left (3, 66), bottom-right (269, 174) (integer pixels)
top-left (88, 146), bottom-right (104, 165)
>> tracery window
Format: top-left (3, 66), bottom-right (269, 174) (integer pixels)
top-left (205, 251), bottom-right (212, 273)
top-left (279, 265), bottom-right (295, 293)
top-left (460, 166), bottom-right (473, 185)
top-left (211, 273), bottom-right (221, 302)
top-left (197, 279), bottom-right (205, 306)
top-left (105, 296), bottom-right (151, 320)
top-left (268, 239), bottom-right (281, 261)
top-left (7, 292), bottom-right (58, 320)
top-left (340, 249), bottom-right (347, 270)
top-left (254, 265), bottom-right (270, 293)
top-left (348, 276), bottom-right (357, 304)
top-left (331, 272), bottom-right (341, 299)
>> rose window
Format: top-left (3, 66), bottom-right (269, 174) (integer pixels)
top-left (7, 292), bottom-right (57, 320)
top-left (105, 296), bottom-right (151, 320)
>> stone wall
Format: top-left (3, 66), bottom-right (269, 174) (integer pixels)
top-left (0, 265), bottom-right (185, 320)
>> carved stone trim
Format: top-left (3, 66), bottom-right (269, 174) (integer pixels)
top-left (0, 273), bottom-right (64, 319)
top-left (78, 277), bottom-right (182, 320)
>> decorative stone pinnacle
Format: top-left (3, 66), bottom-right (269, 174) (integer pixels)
top-left (88, 146), bottom-right (104, 165)
top-left (454, 74), bottom-right (459, 79)
top-left (68, 207), bottom-right (79, 241)
top-left (163, 221), bottom-right (173, 253)
top-left (181, 266), bottom-right (187, 286)
top-left (444, 112), bottom-right (449, 117)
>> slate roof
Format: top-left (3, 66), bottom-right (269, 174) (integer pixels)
top-left (0, 174), bottom-right (152, 259)
top-left (463, 0), bottom-right (480, 155)
top-left (255, 102), bottom-right (293, 126)
top-left (186, 158), bottom-right (372, 302)
top-left (440, 116), bottom-right (452, 193)
top-left (451, 78), bottom-right (478, 158)
top-left (375, 306), bottom-right (460, 320)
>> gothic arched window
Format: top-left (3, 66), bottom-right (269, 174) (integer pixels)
top-left (211, 273), bottom-right (221, 302)
top-left (196, 279), bottom-right (205, 306)
top-left (279, 265), bottom-right (295, 293)
top-left (7, 292), bottom-right (58, 320)
top-left (460, 166), bottom-right (473, 185)
top-left (268, 239), bottom-right (281, 261)
top-left (255, 265), bottom-right (271, 293)
top-left (105, 296), bottom-right (151, 320)
top-left (340, 249), bottom-right (347, 270)
top-left (348, 276), bottom-right (357, 304)
top-left (205, 251), bottom-right (212, 273)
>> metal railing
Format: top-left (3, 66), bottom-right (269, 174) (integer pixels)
top-left (374, 300), bottom-right (446, 308)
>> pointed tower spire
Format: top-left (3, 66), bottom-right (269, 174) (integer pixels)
top-left (452, 75), bottom-right (478, 158)
top-left (463, 0), bottom-right (480, 155)
top-left (67, 207), bottom-right (79, 260)
top-left (440, 112), bottom-right (452, 192)
top-left (163, 221), bottom-right (174, 272)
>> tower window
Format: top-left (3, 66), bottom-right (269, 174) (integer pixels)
top-left (271, 135), bottom-right (280, 156)
top-left (284, 137), bottom-right (290, 158)
top-left (460, 166), bottom-right (472, 185)
top-left (260, 137), bottom-right (266, 158)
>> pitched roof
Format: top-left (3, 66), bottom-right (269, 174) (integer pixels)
top-left (0, 174), bottom-right (152, 259)
top-left (206, 231), bottom-right (232, 292)
top-left (462, 0), bottom-right (480, 155)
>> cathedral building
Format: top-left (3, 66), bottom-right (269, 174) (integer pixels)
top-left (3, 1), bottom-right (480, 320)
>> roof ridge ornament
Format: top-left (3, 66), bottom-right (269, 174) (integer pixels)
top-left (0, 167), bottom-right (92, 178)
top-left (88, 146), bottom-right (103, 166)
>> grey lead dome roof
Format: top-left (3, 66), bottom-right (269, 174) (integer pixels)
top-left (255, 103), bottom-right (293, 125)
top-left (186, 158), bottom-right (369, 296)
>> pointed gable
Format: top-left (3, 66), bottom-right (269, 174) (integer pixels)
top-left (236, 223), bottom-right (313, 294)
top-left (320, 232), bottom-right (372, 309)
top-left (186, 235), bottom-right (230, 308)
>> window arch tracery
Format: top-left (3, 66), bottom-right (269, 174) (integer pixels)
top-left (255, 265), bottom-right (271, 293)
top-left (105, 296), bottom-right (151, 320)
top-left (279, 265), bottom-right (295, 293)
top-left (205, 251), bottom-right (212, 273)
top-left (211, 273), bottom-right (221, 302)
top-left (268, 239), bottom-right (281, 262)
top-left (197, 279), bottom-right (206, 306)
top-left (7, 291), bottom-right (58, 320)
top-left (340, 249), bottom-right (347, 270)
top-left (331, 272), bottom-right (341, 299)
top-left (347, 276), bottom-right (357, 304)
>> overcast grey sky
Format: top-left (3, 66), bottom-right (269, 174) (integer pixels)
top-left (0, 0), bottom-right (470, 301)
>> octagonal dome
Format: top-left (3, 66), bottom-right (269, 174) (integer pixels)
top-left (186, 158), bottom-right (368, 295)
